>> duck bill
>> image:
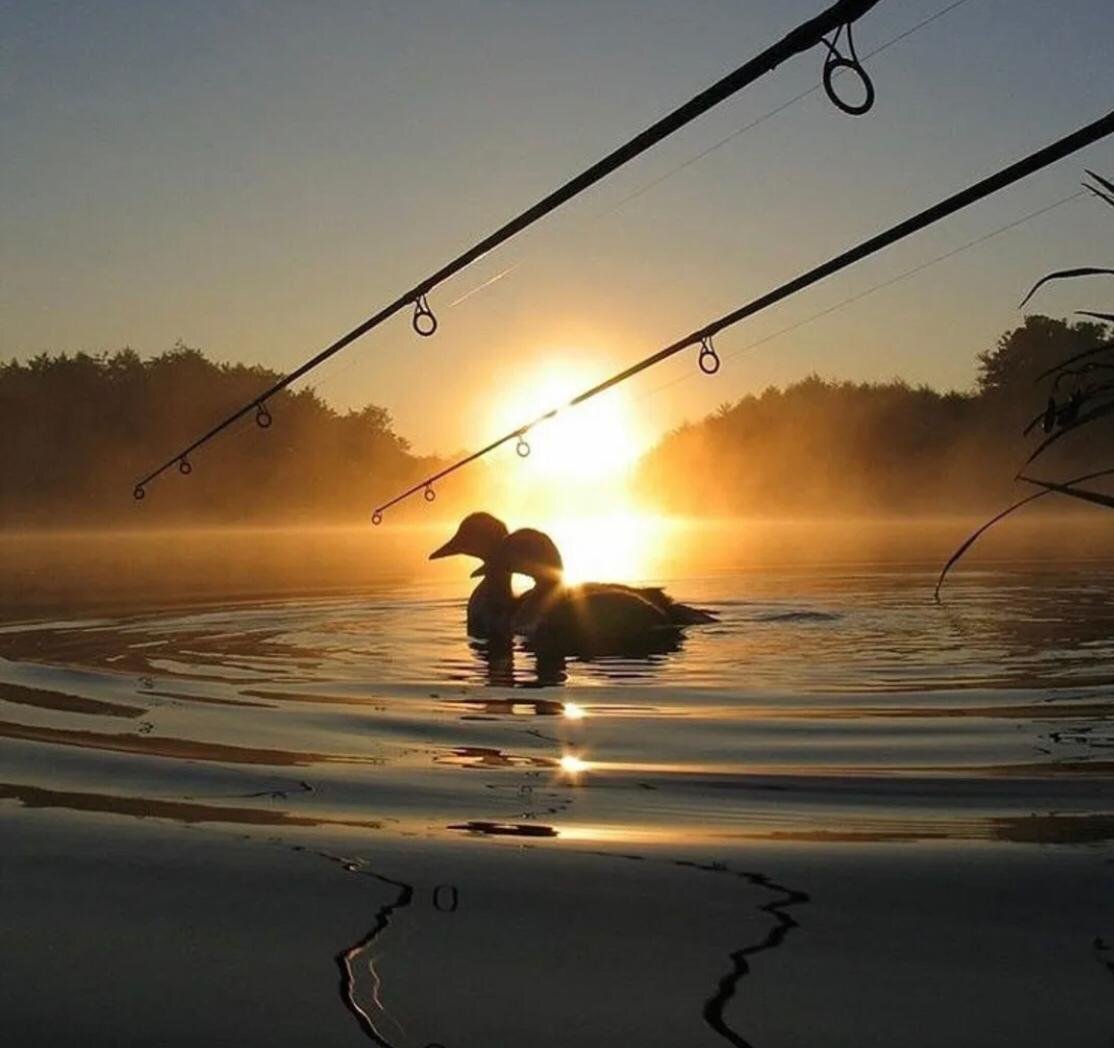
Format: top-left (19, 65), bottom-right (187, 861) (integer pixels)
top-left (429, 536), bottom-right (465, 560)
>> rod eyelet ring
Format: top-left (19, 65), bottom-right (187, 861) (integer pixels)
top-left (821, 23), bottom-right (874, 117)
top-left (178, 457), bottom-right (192, 475)
top-left (433, 884), bottom-right (459, 912)
top-left (698, 336), bottom-right (721, 375)
top-left (516, 434), bottom-right (531, 458)
top-left (371, 510), bottom-right (383, 526)
top-left (133, 485), bottom-right (146, 501)
top-left (424, 486), bottom-right (436, 503)
top-left (412, 295), bottom-right (438, 337)
top-left (255, 403), bottom-right (272, 429)
top-left (823, 55), bottom-right (874, 116)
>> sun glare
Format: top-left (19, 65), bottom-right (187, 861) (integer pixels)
top-left (491, 360), bottom-right (645, 484)
top-left (485, 354), bottom-right (676, 586)
top-left (549, 511), bottom-right (665, 585)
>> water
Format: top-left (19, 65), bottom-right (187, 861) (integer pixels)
top-left (1, 519), bottom-right (1111, 1045)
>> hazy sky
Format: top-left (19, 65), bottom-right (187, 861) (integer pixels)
top-left (3, 0), bottom-right (1112, 460)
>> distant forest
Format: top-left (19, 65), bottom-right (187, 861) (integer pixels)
top-left (2, 316), bottom-right (1110, 525)
top-left (637, 316), bottom-right (1113, 514)
top-left (0, 343), bottom-right (457, 525)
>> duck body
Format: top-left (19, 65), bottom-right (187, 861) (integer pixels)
top-left (466, 572), bottom-right (515, 641)
top-left (477, 527), bottom-right (714, 655)
top-left (577, 582), bottom-right (717, 626)
top-left (515, 579), bottom-right (679, 654)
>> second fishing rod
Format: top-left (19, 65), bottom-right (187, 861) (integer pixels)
top-left (372, 108), bottom-right (1114, 522)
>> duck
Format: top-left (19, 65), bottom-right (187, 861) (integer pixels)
top-left (474, 527), bottom-right (715, 653)
top-left (429, 512), bottom-right (516, 640)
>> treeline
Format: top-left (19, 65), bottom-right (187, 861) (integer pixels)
top-left (637, 316), bottom-right (1114, 514)
top-left (0, 343), bottom-right (472, 525)
top-left (3, 317), bottom-right (1110, 526)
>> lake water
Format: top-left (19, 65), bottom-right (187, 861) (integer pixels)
top-left (1, 519), bottom-right (1111, 1046)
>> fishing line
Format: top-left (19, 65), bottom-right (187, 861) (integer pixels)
top-left (603, 0), bottom-right (977, 216)
top-left (632, 189), bottom-right (1089, 406)
top-left (447, 0), bottom-right (978, 312)
top-left (447, 263), bottom-right (524, 309)
top-left (370, 111), bottom-right (1114, 521)
top-left (132, 0), bottom-right (885, 499)
top-left (131, 385), bottom-right (264, 502)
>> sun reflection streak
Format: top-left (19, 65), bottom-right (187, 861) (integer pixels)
top-left (367, 955), bottom-right (406, 1038)
top-left (559, 754), bottom-right (589, 775)
top-left (562, 701), bottom-right (587, 720)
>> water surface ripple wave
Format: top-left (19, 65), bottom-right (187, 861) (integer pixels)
top-left (1, 561), bottom-right (1111, 847)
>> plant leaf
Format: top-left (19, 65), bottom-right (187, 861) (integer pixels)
top-left (1034, 340), bottom-right (1114, 383)
top-left (934, 466), bottom-right (1114, 600)
top-left (1018, 268), bottom-right (1114, 309)
top-left (1022, 404), bottom-right (1049, 436)
top-left (1023, 397), bottom-right (1114, 466)
top-left (1083, 183), bottom-right (1114, 209)
top-left (1085, 169), bottom-right (1114, 196)
top-left (1017, 474), bottom-right (1114, 510)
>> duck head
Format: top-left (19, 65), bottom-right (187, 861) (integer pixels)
top-left (472, 528), bottom-right (564, 586)
top-left (429, 512), bottom-right (508, 563)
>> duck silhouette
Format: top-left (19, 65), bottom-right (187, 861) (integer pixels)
top-left (474, 527), bottom-right (715, 654)
top-left (429, 512), bottom-right (515, 640)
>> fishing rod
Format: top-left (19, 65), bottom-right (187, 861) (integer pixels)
top-left (640, 190), bottom-right (1091, 406)
top-left (371, 109), bottom-right (1114, 523)
top-left (132, 0), bottom-right (885, 500)
top-left (444, 0), bottom-right (976, 312)
top-left (604, 0), bottom-right (977, 216)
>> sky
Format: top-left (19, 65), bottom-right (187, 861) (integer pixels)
top-left (3, 0), bottom-right (1113, 466)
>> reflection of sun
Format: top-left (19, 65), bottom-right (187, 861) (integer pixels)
top-left (559, 754), bottom-right (588, 775)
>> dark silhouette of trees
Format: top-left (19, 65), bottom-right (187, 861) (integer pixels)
top-left (976, 316), bottom-right (1106, 396)
top-left (0, 342), bottom-right (448, 526)
top-left (3, 316), bottom-right (1110, 527)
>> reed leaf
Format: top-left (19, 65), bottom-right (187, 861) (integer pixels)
top-left (1033, 339), bottom-right (1114, 382)
top-left (1022, 401), bottom-right (1053, 436)
top-left (1087, 170), bottom-right (1114, 195)
top-left (1022, 396), bottom-right (1114, 466)
top-left (934, 465), bottom-right (1114, 601)
top-left (1052, 365), bottom-right (1114, 392)
top-left (937, 171), bottom-right (1114, 600)
top-left (1018, 268), bottom-right (1114, 309)
top-left (1083, 183), bottom-right (1114, 209)
top-left (1017, 475), bottom-right (1114, 510)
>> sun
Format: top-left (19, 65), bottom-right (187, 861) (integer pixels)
top-left (489, 359), bottom-right (645, 483)
top-left (484, 353), bottom-right (670, 585)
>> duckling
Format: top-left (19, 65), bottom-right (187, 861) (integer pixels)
top-left (475, 528), bottom-right (712, 653)
top-left (429, 512), bottom-right (515, 640)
